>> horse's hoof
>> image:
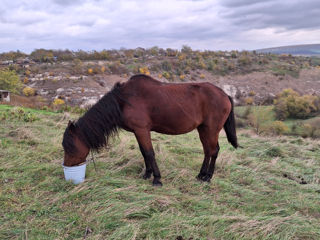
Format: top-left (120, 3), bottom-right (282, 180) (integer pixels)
top-left (196, 174), bottom-right (212, 182)
top-left (152, 180), bottom-right (163, 187)
top-left (143, 173), bottom-right (152, 180)
top-left (196, 173), bottom-right (206, 181)
top-left (203, 174), bottom-right (212, 182)
top-left (197, 173), bottom-right (206, 181)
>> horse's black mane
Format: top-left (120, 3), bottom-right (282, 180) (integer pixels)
top-left (62, 82), bottom-right (124, 155)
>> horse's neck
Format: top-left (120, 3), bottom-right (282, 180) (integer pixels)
top-left (76, 92), bottom-right (122, 150)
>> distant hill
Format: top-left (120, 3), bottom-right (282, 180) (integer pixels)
top-left (256, 44), bottom-right (320, 56)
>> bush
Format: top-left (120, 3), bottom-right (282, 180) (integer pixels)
top-left (0, 107), bottom-right (38, 122)
top-left (274, 98), bottom-right (288, 120)
top-left (290, 119), bottom-right (320, 138)
top-left (139, 66), bottom-right (150, 75)
top-left (162, 72), bottom-right (170, 80)
top-left (161, 61), bottom-right (172, 72)
top-left (248, 107), bottom-right (273, 135)
top-left (266, 121), bottom-right (289, 135)
top-left (22, 87), bottom-right (36, 96)
top-left (53, 98), bottom-right (65, 106)
top-left (0, 69), bottom-right (22, 94)
top-left (88, 68), bottom-right (93, 74)
top-left (249, 91), bottom-right (256, 96)
top-left (301, 119), bottom-right (320, 138)
top-left (274, 89), bottom-right (320, 120)
top-left (245, 97), bottom-right (254, 105)
top-left (242, 106), bottom-right (252, 119)
top-left (25, 69), bottom-right (31, 76)
top-left (239, 55), bottom-right (252, 65)
top-left (265, 146), bottom-right (284, 158)
top-left (23, 112), bottom-right (38, 122)
top-left (235, 118), bottom-right (248, 128)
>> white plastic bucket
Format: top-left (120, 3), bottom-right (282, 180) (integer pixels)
top-left (62, 163), bottom-right (87, 184)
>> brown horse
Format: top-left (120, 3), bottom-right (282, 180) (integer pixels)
top-left (62, 74), bottom-right (238, 186)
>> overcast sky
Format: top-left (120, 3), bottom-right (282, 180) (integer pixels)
top-left (0, 0), bottom-right (319, 53)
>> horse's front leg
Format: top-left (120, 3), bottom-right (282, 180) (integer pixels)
top-left (135, 130), bottom-right (162, 186)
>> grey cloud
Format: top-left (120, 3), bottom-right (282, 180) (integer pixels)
top-left (0, 0), bottom-right (319, 53)
top-left (221, 0), bottom-right (320, 30)
top-left (221, 0), bottom-right (273, 8)
top-left (53, 0), bottom-right (85, 6)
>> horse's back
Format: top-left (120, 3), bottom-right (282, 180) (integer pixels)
top-left (121, 75), bottom-right (231, 134)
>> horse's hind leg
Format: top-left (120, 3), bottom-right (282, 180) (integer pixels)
top-left (138, 144), bottom-right (152, 179)
top-left (203, 143), bottom-right (220, 181)
top-left (134, 130), bottom-right (162, 186)
top-left (197, 125), bottom-right (219, 182)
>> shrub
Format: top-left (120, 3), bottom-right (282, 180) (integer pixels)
top-left (181, 45), bottom-right (192, 54)
top-left (249, 91), bottom-right (256, 96)
top-left (23, 112), bottom-right (38, 122)
top-left (242, 106), bottom-right (252, 119)
top-left (265, 146), bottom-right (284, 158)
top-left (71, 106), bottom-right (87, 115)
top-left (139, 66), bottom-right (150, 75)
top-left (245, 97), bottom-right (254, 105)
top-left (25, 69), bottom-right (31, 76)
top-left (290, 119), bottom-right (320, 138)
top-left (301, 119), bottom-right (320, 138)
top-left (108, 61), bottom-right (128, 74)
top-left (162, 72), bottom-right (170, 80)
top-left (178, 53), bottom-right (186, 61)
top-left (198, 59), bottom-right (206, 69)
top-left (301, 124), bottom-right (313, 138)
top-left (274, 98), bottom-right (288, 120)
top-left (235, 118), bottom-right (248, 128)
top-left (248, 107), bottom-right (273, 135)
top-left (1, 107), bottom-right (38, 122)
top-left (161, 61), bottom-right (172, 72)
top-left (0, 69), bottom-right (22, 94)
top-left (239, 55), bottom-right (252, 65)
top-left (53, 98), bottom-right (65, 106)
top-left (22, 87), bottom-right (36, 96)
top-left (267, 121), bottom-right (289, 135)
top-left (274, 89), bottom-right (320, 120)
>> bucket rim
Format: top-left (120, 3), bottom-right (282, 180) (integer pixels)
top-left (62, 162), bottom-right (87, 169)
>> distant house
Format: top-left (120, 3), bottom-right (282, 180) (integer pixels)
top-left (0, 90), bottom-right (10, 102)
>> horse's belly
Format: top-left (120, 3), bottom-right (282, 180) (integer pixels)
top-left (152, 126), bottom-right (196, 135)
top-left (151, 115), bottom-right (201, 135)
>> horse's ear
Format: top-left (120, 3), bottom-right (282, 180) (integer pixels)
top-left (68, 120), bottom-right (75, 131)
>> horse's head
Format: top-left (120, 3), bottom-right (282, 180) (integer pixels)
top-left (62, 121), bottom-right (89, 167)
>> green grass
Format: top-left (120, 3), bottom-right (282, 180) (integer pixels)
top-left (0, 104), bottom-right (57, 115)
top-left (1, 107), bottom-right (320, 239)
top-left (235, 105), bottom-right (320, 137)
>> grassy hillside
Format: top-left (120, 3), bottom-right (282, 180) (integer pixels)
top-left (256, 44), bottom-right (320, 56)
top-left (1, 105), bottom-right (320, 239)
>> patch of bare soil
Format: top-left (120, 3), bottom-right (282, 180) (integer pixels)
top-left (204, 68), bottom-right (320, 104)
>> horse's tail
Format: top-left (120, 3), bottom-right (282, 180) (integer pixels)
top-left (224, 96), bottom-right (238, 148)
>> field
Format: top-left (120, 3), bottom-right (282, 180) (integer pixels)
top-left (1, 104), bottom-right (320, 239)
